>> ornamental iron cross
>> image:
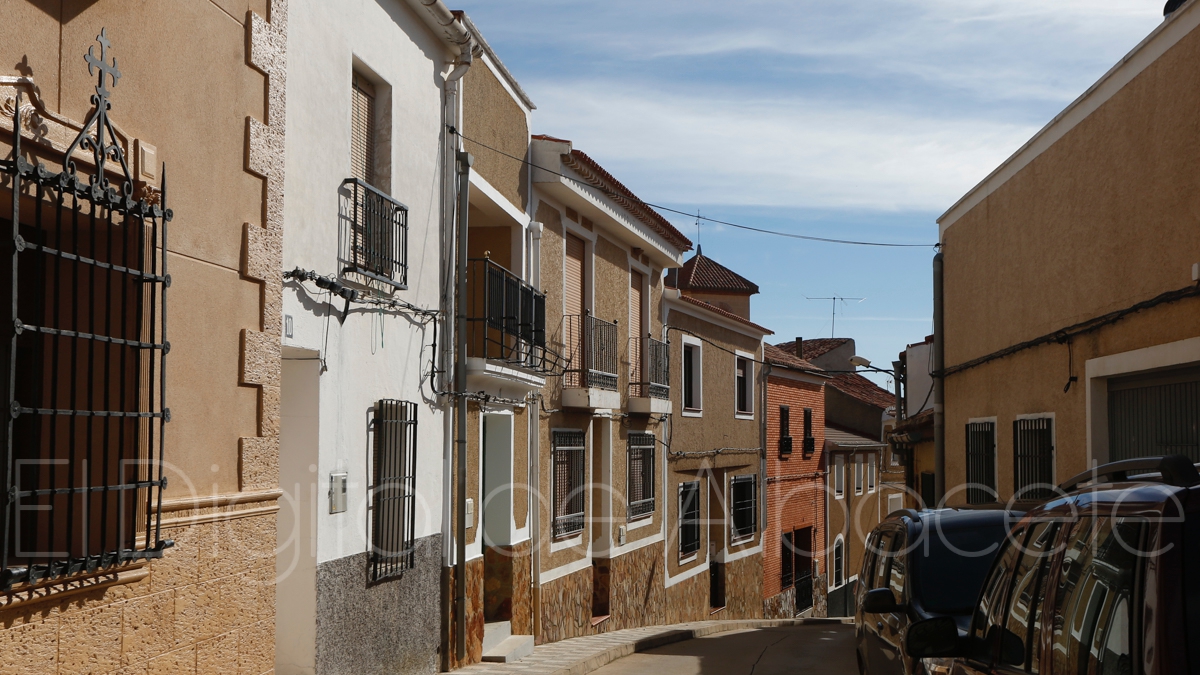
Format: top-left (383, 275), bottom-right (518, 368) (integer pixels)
top-left (85, 28), bottom-right (121, 102)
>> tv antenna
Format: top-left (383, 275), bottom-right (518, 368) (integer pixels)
top-left (805, 296), bottom-right (865, 338)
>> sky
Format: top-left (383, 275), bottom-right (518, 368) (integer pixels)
top-left (454, 0), bottom-right (1166, 389)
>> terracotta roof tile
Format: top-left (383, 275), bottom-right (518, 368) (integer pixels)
top-left (774, 338), bottom-right (851, 361)
top-left (763, 344), bottom-right (824, 373)
top-left (559, 149), bottom-right (693, 252)
top-left (672, 251), bottom-right (759, 294)
top-left (829, 373), bottom-right (895, 410)
top-left (676, 294), bottom-right (774, 335)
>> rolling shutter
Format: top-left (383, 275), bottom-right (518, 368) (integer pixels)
top-left (351, 72), bottom-right (376, 186)
top-left (564, 233), bottom-right (585, 318)
top-left (1108, 366), bottom-right (1200, 462)
top-left (629, 270), bottom-right (644, 383)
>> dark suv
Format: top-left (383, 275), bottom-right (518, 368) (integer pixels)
top-left (906, 455), bottom-right (1200, 675)
top-left (855, 506), bottom-right (1024, 675)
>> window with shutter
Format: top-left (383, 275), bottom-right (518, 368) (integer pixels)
top-left (629, 270), bottom-right (644, 386)
top-left (350, 72), bottom-right (376, 186)
top-left (679, 482), bottom-right (701, 557)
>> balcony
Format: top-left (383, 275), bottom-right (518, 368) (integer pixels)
top-left (465, 258), bottom-right (564, 396)
top-left (628, 336), bottom-right (671, 415)
top-left (562, 313), bottom-right (621, 410)
top-left (338, 178), bottom-right (408, 289)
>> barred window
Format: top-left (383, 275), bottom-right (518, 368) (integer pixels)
top-left (730, 475), bottom-right (757, 542)
top-left (627, 432), bottom-right (655, 520)
top-left (552, 430), bottom-right (585, 537)
top-left (679, 481), bottom-right (700, 557)
top-left (2, 48), bottom-right (171, 590)
top-left (370, 400), bottom-right (417, 581)
top-left (1013, 417), bottom-right (1054, 500)
top-left (966, 421), bottom-right (997, 504)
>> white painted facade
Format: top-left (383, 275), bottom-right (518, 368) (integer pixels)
top-left (276, 1), bottom-right (458, 673)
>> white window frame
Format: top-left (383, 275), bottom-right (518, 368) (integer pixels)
top-left (734, 350), bottom-right (755, 420)
top-left (832, 534), bottom-right (846, 588)
top-left (681, 336), bottom-right (703, 417)
top-left (854, 454), bottom-right (864, 495)
top-left (867, 453), bottom-right (876, 493)
top-left (834, 454), bottom-right (845, 499)
top-left (727, 473), bottom-right (758, 545)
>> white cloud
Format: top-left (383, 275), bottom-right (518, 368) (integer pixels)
top-left (532, 80), bottom-right (1037, 211)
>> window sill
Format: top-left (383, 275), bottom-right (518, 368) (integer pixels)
top-left (734, 412), bottom-right (754, 421)
top-left (1, 562), bottom-right (148, 610)
top-left (679, 552), bottom-right (699, 565)
top-left (730, 534), bottom-right (755, 546)
top-left (834, 493), bottom-right (845, 500)
top-left (681, 408), bottom-right (703, 418)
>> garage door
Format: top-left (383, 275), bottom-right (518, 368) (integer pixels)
top-left (1108, 366), bottom-right (1200, 462)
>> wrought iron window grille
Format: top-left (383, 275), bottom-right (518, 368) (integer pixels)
top-left (2, 29), bottom-right (173, 591)
top-left (552, 430), bottom-right (585, 538)
top-left (802, 408), bottom-right (815, 457)
top-left (369, 400), bottom-right (417, 581)
top-left (563, 313), bottom-right (618, 391)
top-left (966, 421), bottom-right (998, 504)
top-left (629, 335), bottom-right (669, 400)
top-left (679, 481), bottom-right (700, 557)
top-left (626, 432), bottom-right (655, 519)
top-left (781, 531), bottom-right (793, 588)
top-left (779, 405), bottom-right (792, 456)
top-left (1013, 417), bottom-right (1054, 500)
top-left (338, 178), bottom-right (408, 290)
top-left (730, 475), bottom-right (757, 542)
top-left (465, 258), bottom-right (564, 375)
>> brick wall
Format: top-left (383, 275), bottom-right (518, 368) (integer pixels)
top-left (763, 375), bottom-right (826, 602)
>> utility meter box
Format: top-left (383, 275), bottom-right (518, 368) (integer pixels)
top-left (329, 472), bottom-right (348, 514)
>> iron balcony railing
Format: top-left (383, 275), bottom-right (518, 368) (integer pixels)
top-left (466, 258), bottom-right (563, 374)
top-left (563, 313), bottom-right (618, 391)
top-left (629, 335), bottom-right (670, 400)
top-left (338, 178), bottom-right (408, 289)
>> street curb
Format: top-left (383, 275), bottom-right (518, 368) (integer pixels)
top-left (551, 618), bottom-right (854, 675)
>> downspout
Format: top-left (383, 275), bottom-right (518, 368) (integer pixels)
top-left (932, 252), bottom-right (945, 507)
top-left (529, 394), bottom-right (542, 639)
top-left (760, 358), bottom-right (770, 538)
top-left (440, 44), bottom-right (471, 669)
top-left (454, 150), bottom-right (473, 661)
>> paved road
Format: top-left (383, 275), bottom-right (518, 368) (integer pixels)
top-left (589, 624), bottom-right (858, 675)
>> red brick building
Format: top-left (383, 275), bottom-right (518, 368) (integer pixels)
top-left (761, 344), bottom-right (830, 617)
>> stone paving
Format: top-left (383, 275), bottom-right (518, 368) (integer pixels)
top-left (455, 618), bottom-right (853, 675)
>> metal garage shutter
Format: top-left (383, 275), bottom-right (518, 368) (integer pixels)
top-left (1108, 366), bottom-right (1200, 462)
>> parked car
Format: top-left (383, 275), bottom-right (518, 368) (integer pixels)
top-left (855, 506), bottom-right (1025, 675)
top-left (905, 455), bottom-right (1200, 675)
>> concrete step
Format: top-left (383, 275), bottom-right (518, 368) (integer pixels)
top-left (481, 634), bottom-right (535, 663)
top-left (482, 621), bottom-right (511, 654)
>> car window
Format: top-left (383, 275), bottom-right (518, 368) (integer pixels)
top-left (889, 530), bottom-right (906, 599)
top-left (1002, 521), bottom-right (1060, 672)
top-left (1049, 517), bottom-right (1142, 675)
top-left (915, 519), bottom-right (1012, 616)
top-left (971, 528), bottom-right (1024, 644)
top-left (872, 532), bottom-right (894, 589)
top-left (862, 532), bottom-right (881, 584)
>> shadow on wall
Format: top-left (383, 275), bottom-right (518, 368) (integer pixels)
top-left (25, 0), bottom-right (102, 24)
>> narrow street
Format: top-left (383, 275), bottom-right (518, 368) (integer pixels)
top-left (590, 624), bottom-right (858, 675)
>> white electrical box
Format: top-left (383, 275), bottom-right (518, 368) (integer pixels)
top-left (284, 314), bottom-right (293, 338)
top-left (617, 525), bottom-right (627, 546)
top-left (465, 498), bottom-right (475, 528)
top-left (329, 472), bottom-right (348, 514)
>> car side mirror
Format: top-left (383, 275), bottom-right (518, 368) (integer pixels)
top-left (906, 616), bottom-right (961, 658)
top-left (861, 587), bottom-right (904, 614)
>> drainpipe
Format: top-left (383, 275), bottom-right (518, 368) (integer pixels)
top-left (454, 151), bottom-right (473, 661)
top-left (932, 252), bottom-right (945, 506)
top-left (760, 358), bottom-right (770, 537)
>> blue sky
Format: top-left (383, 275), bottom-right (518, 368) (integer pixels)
top-left (455, 0), bottom-right (1165, 388)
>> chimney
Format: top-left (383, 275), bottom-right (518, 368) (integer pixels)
top-left (795, 337), bottom-right (803, 359)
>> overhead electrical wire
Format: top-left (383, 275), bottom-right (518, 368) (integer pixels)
top-left (448, 127), bottom-right (937, 249)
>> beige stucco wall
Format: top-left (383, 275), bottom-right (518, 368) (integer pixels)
top-left (941, 11), bottom-right (1200, 501)
top-left (0, 1), bottom-right (285, 673)
top-left (463, 62), bottom-right (528, 210)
